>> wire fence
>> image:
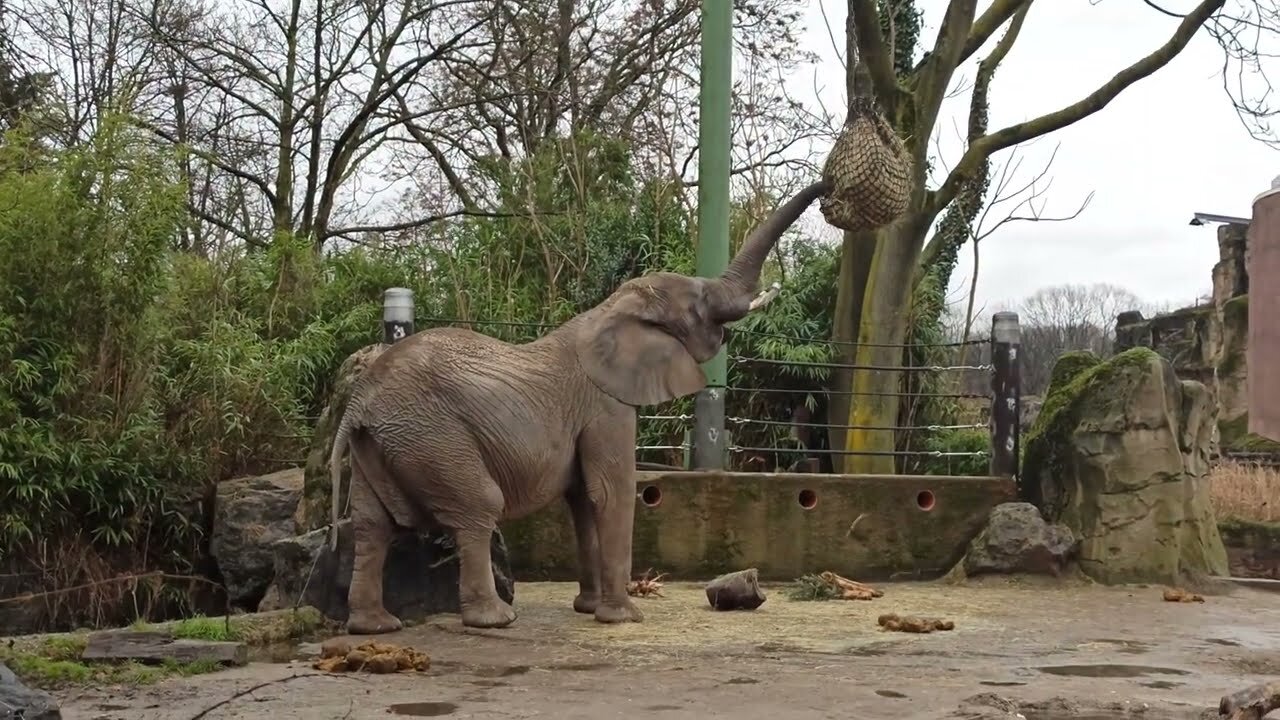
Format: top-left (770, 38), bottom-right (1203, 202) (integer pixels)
top-left (399, 314), bottom-right (1015, 477)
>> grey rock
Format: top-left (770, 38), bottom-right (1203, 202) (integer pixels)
top-left (0, 662), bottom-right (61, 720)
top-left (210, 468), bottom-right (305, 610)
top-left (963, 502), bottom-right (1077, 577)
top-left (258, 519), bottom-right (515, 624)
top-left (1023, 351), bottom-right (1229, 585)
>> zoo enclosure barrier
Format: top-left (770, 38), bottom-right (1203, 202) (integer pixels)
top-left (375, 289), bottom-right (1022, 480)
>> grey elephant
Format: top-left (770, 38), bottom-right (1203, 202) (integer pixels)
top-left (327, 180), bottom-right (829, 633)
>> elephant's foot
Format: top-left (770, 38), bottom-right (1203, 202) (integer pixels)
top-left (346, 608), bottom-right (403, 635)
top-left (461, 597), bottom-right (517, 629)
top-left (594, 598), bottom-right (643, 624)
top-left (572, 592), bottom-right (600, 614)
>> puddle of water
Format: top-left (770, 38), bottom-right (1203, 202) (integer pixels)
top-left (979, 680), bottom-right (1027, 687)
top-left (1140, 680), bottom-right (1184, 689)
top-left (875, 690), bottom-right (908, 699)
top-left (552, 662), bottom-right (615, 671)
top-left (1084, 639), bottom-right (1152, 655)
top-left (1205, 637), bottom-right (1242, 647)
top-left (387, 702), bottom-right (459, 717)
top-left (1024, 707), bottom-right (1146, 712)
top-left (248, 641), bottom-right (303, 664)
top-left (1035, 664), bottom-right (1190, 678)
top-left (723, 677), bottom-right (758, 685)
top-left (468, 665), bottom-right (530, 677)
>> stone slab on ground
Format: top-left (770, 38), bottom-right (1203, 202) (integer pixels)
top-left (259, 519), bottom-right (514, 624)
top-left (0, 662), bottom-right (61, 719)
top-left (81, 630), bottom-right (248, 666)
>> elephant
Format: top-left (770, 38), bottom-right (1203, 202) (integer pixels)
top-left (327, 179), bottom-right (829, 633)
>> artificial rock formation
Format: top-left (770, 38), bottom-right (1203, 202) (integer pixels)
top-left (210, 467), bottom-right (305, 610)
top-left (1021, 348), bottom-right (1229, 586)
top-left (0, 662), bottom-right (61, 720)
top-left (259, 519), bottom-right (515, 623)
top-left (960, 502), bottom-right (1077, 577)
top-left (296, 343), bottom-right (388, 531)
top-left (1115, 221), bottom-right (1254, 449)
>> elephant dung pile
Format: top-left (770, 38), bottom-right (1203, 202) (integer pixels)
top-left (312, 638), bottom-right (430, 674)
top-left (877, 613), bottom-right (954, 634)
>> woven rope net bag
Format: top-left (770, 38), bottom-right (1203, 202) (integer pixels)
top-left (819, 96), bottom-right (912, 232)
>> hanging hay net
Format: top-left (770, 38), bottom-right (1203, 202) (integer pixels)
top-left (819, 95), bottom-right (912, 232)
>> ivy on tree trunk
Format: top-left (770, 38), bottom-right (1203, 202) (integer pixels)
top-left (829, 0), bottom-right (1227, 474)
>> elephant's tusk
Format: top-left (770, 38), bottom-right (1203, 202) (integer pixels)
top-left (748, 282), bottom-right (782, 312)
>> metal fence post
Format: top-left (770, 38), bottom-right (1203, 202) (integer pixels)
top-left (989, 312), bottom-right (1021, 484)
top-left (383, 288), bottom-right (415, 344)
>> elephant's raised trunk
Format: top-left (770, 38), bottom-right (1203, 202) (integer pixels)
top-left (714, 180), bottom-right (829, 321)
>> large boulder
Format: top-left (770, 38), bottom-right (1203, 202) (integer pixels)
top-left (1021, 348), bottom-right (1229, 586)
top-left (210, 468), bottom-right (305, 610)
top-left (961, 502), bottom-right (1077, 577)
top-left (295, 343), bottom-right (388, 531)
top-left (0, 662), bottom-right (61, 719)
top-left (259, 519), bottom-right (515, 624)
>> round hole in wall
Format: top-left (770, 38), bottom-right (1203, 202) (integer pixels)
top-left (640, 485), bottom-right (662, 507)
top-left (916, 490), bottom-right (936, 512)
top-left (797, 489), bottom-right (818, 510)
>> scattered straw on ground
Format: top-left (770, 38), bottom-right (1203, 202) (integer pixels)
top-left (312, 639), bottom-right (430, 674)
top-left (489, 582), bottom-right (1018, 656)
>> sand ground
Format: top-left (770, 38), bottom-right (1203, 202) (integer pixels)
top-left (52, 577), bottom-right (1280, 720)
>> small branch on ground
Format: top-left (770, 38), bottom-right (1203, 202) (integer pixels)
top-left (188, 674), bottom-right (328, 719)
top-left (785, 571), bottom-right (882, 601)
top-left (627, 569), bottom-right (667, 598)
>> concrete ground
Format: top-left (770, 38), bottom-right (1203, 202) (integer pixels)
top-left (55, 577), bottom-right (1280, 720)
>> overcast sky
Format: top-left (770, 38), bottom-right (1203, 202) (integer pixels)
top-left (788, 0), bottom-right (1278, 318)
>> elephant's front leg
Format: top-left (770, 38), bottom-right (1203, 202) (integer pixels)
top-left (565, 482), bottom-right (602, 614)
top-left (578, 414), bottom-right (643, 624)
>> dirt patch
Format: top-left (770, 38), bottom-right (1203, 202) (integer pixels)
top-left (48, 578), bottom-right (1280, 720)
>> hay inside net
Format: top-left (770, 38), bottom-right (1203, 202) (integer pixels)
top-left (820, 96), bottom-right (912, 232)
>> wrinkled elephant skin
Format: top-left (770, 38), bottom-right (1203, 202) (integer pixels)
top-left (328, 181), bottom-right (829, 633)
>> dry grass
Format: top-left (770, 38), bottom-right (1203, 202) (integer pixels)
top-left (1210, 461), bottom-right (1280, 523)
top-left (426, 580), bottom-right (1110, 660)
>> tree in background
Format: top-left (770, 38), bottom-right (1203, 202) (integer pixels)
top-left (829, 0), bottom-right (1271, 472)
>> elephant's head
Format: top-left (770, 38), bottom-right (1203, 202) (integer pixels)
top-left (574, 180), bottom-right (830, 407)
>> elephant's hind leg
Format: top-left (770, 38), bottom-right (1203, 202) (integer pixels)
top-left (345, 435), bottom-right (403, 635)
top-left (565, 482), bottom-right (602, 614)
top-left (415, 452), bottom-right (516, 629)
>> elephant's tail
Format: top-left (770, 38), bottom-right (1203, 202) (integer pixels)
top-left (329, 412), bottom-right (355, 551)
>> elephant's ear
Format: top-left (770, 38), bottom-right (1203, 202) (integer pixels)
top-left (575, 290), bottom-right (707, 407)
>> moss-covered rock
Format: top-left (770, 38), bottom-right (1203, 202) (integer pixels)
top-left (1021, 348), bottom-right (1229, 586)
top-left (1218, 517), bottom-right (1280, 579)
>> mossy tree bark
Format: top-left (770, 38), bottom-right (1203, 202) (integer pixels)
top-left (831, 0), bottom-right (1226, 473)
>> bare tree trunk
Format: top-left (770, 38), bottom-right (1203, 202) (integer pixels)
top-left (835, 207), bottom-right (935, 474)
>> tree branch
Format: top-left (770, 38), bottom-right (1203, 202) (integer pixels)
top-left (954, 0), bottom-right (1030, 67)
top-left (915, 0), bottom-right (980, 137)
top-left (847, 0), bottom-right (898, 101)
top-left (930, 0), bottom-right (1224, 212)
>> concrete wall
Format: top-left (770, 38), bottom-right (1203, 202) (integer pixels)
top-left (1249, 189), bottom-right (1280, 442)
top-left (501, 471), bottom-right (1016, 582)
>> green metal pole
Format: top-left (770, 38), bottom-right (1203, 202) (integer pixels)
top-left (691, 0), bottom-right (731, 470)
